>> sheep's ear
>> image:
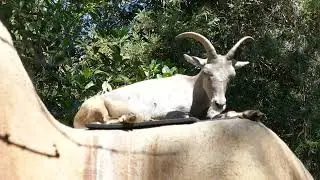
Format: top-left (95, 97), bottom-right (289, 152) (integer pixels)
top-left (234, 61), bottom-right (249, 69)
top-left (183, 54), bottom-right (207, 67)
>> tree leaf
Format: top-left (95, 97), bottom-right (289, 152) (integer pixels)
top-left (84, 81), bottom-right (95, 90)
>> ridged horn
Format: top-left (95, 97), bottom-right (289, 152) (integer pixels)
top-left (226, 36), bottom-right (254, 60)
top-left (176, 32), bottom-right (218, 59)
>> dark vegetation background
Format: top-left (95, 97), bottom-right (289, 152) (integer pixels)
top-left (0, 0), bottom-right (319, 178)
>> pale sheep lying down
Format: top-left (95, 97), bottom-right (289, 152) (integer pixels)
top-left (74, 94), bottom-right (265, 128)
top-left (74, 32), bottom-right (260, 128)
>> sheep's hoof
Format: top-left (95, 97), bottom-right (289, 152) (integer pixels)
top-left (242, 110), bottom-right (265, 121)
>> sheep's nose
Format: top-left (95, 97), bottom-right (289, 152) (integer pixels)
top-left (214, 99), bottom-right (226, 109)
top-left (215, 102), bottom-right (225, 109)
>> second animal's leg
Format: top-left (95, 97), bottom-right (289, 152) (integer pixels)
top-left (102, 113), bottom-right (137, 124)
top-left (118, 113), bottom-right (137, 123)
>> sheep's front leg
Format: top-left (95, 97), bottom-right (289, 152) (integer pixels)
top-left (215, 110), bottom-right (265, 121)
top-left (241, 110), bottom-right (265, 121)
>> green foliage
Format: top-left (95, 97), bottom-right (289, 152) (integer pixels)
top-left (1, 0), bottom-right (320, 177)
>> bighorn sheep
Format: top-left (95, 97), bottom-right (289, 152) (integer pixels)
top-left (74, 32), bottom-right (254, 128)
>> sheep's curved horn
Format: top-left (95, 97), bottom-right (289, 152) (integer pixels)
top-left (226, 36), bottom-right (254, 60)
top-left (176, 32), bottom-right (218, 59)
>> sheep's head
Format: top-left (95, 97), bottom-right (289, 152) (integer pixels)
top-left (176, 32), bottom-right (253, 118)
